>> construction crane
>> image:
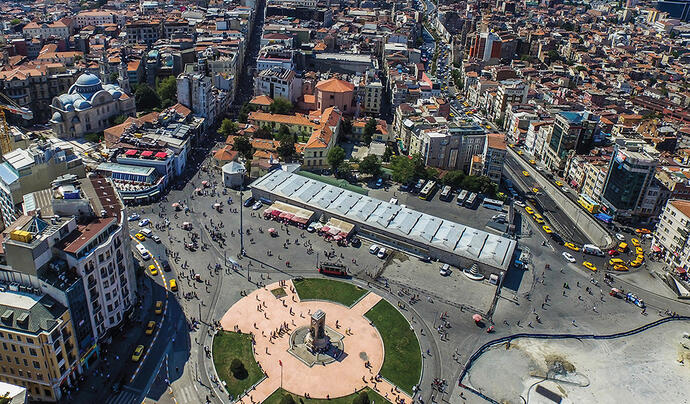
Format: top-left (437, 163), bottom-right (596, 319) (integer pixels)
top-left (0, 91), bottom-right (33, 156)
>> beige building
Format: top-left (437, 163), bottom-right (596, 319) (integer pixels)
top-left (22, 19), bottom-right (72, 39)
top-left (653, 199), bottom-right (690, 271)
top-left (0, 291), bottom-right (77, 402)
top-left (50, 73), bottom-right (135, 139)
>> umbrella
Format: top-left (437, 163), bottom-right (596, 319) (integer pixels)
top-left (214, 203), bottom-right (221, 208)
top-left (472, 314), bottom-right (482, 322)
top-left (172, 203), bottom-right (180, 208)
top-left (202, 180), bottom-right (209, 186)
top-left (268, 228), bottom-right (276, 233)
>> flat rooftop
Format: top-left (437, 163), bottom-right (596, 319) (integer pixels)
top-left (252, 171), bottom-right (517, 271)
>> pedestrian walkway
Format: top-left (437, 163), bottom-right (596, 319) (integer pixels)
top-left (105, 388), bottom-right (140, 404)
top-left (219, 279), bottom-right (413, 402)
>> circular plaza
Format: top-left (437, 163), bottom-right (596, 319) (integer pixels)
top-left (213, 278), bottom-right (421, 403)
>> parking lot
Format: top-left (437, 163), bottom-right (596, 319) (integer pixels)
top-left (366, 182), bottom-right (507, 235)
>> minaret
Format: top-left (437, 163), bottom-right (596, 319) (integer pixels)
top-left (118, 48), bottom-right (130, 94)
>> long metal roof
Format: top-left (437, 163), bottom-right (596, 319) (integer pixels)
top-left (251, 170), bottom-right (517, 271)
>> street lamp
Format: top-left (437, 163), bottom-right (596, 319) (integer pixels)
top-left (239, 191), bottom-right (245, 255)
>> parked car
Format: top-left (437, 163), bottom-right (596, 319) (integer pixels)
top-left (377, 248), bottom-right (387, 259)
top-left (439, 264), bottom-right (451, 276)
top-left (243, 197), bottom-right (255, 207)
top-left (615, 233), bottom-right (626, 242)
top-left (138, 218), bottom-right (150, 227)
top-left (375, 178), bottom-right (383, 188)
top-left (151, 234), bottom-right (161, 243)
top-left (369, 244), bottom-right (380, 254)
top-left (252, 201), bottom-right (263, 210)
top-left (128, 213), bottom-right (140, 221)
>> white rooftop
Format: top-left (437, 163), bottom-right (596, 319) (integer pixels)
top-left (252, 171), bottom-right (517, 271)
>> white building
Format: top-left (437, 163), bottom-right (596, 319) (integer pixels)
top-left (49, 73), bottom-right (136, 139)
top-left (23, 19), bottom-right (71, 39)
top-left (254, 67), bottom-right (302, 103)
top-left (177, 73), bottom-right (217, 128)
top-left (75, 11), bottom-right (117, 29)
top-left (653, 199), bottom-right (690, 271)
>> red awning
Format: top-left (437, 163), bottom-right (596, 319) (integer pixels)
top-left (675, 267), bottom-right (687, 274)
top-left (652, 245), bottom-right (661, 252)
top-left (125, 149), bottom-right (137, 156)
top-left (155, 152), bottom-right (167, 158)
top-left (293, 216), bottom-right (309, 224)
top-left (271, 210), bottom-right (281, 217)
top-left (321, 226), bottom-right (330, 233)
top-left (141, 151), bottom-right (153, 157)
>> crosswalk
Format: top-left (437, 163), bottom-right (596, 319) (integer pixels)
top-left (105, 388), bottom-right (140, 404)
top-left (174, 384), bottom-right (198, 403)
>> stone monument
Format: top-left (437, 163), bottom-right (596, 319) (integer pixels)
top-left (305, 309), bottom-right (329, 352)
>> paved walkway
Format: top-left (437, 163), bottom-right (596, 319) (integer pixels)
top-left (219, 280), bottom-right (413, 403)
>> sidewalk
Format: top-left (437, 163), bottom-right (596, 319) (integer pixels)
top-left (61, 273), bottom-right (154, 403)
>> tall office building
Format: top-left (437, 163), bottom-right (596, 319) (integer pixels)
top-left (544, 111), bottom-right (599, 173)
top-left (656, 0), bottom-right (690, 21)
top-left (601, 143), bottom-right (658, 219)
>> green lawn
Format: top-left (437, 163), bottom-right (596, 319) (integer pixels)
top-left (212, 331), bottom-right (264, 398)
top-left (365, 300), bottom-right (421, 395)
top-left (264, 388), bottom-right (390, 404)
top-left (293, 278), bottom-right (367, 307)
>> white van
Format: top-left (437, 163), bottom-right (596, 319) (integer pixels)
top-left (135, 243), bottom-right (151, 260)
top-left (140, 228), bottom-right (153, 237)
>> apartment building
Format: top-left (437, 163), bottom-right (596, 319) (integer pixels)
top-left (0, 290), bottom-right (77, 402)
top-left (653, 199), bottom-right (690, 271)
top-left (125, 20), bottom-right (161, 45)
top-left (410, 123), bottom-right (486, 173)
top-left (483, 133), bottom-right (507, 183)
top-left (254, 67), bottom-right (302, 102)
top-left (488, 80), bottom-right (528, 123)
top-left (0, 142), bottom-right (85, 229)
top-left (75, 11), bottom-right (117, 29)
top-left (362, 79), bottom-right (383, 116)
top-left (0, 66), bottom-right (76, 123)
top-left (2, 174), bottom-right (137, 347)
top-left (22, 19), bottom-right (72, 39)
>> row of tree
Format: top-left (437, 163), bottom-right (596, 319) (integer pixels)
top-left (390, 154), bottom-right (497, 196)
top-left (133, 76), bottom-right (178, 113)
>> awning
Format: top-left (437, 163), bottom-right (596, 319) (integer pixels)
top-left (321, 226), bottom-right (330, 233)
top-left (676, 267), bottom-right (687, 274)
top-left (125, 149), bottom-right (137, 156)
top-left (141, 151), bottom-right (153, 157)
top-left (271, 210), bottom-right (281, 217)
top-left (293, 216), bottom-right (309, 224)
top-left (155, 152), bottom-right (167, 158)
top-left (652, 245), bottom-right (661, 253)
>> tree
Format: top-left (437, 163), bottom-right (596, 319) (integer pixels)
top-left (359, 155), bottom-right (381, 177)
top-left (336, 161), bottom-right (352, 179)
top-left (382, 145), bottom-right (393, 162)
top-left (156, 76), bottom-right (177, 108)
top-left (277, 125), bottom-right (291, 141)
top-left (111, 114), bottom-right (128, 125)
top-left (442, 170), bottom-right (466, 188)
top-left (254, 127), bottom-right (272, 139)
top-left (238, 102), bottom-right (255, 123)
top-left (269, 97), bottom-right (293, 114)
top-left (327, 146), bottom-right (346, 174)
top-left (229, 359), bottom-right (248, 380)
top-left (279, 394), bottom-right (296, 404)
top-left (277, 136), bottom-right (296, 160)
top-left (134, 84), bottom-right (161, 112)
top-left (390, 155), bottom-right (415, 184)
top-left (363, 117), bottom-right (377, 144)
top-left (352, 391), bottom-right (371, 404)
top-left (109, 72), bottom-right (119, 84)
top-left (425, 166), bottom-right (439, 180)
top-left (218, 119), bottom-right (239, 137)
top-left (84, 132), bottom-right (103, 143)
top-left (10, 19), bottom-right (20, 25)
top-left (233, 136), bottom-right (253, 160)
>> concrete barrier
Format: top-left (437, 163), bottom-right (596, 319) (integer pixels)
top-left (507, 148), bottom-right (614, 249)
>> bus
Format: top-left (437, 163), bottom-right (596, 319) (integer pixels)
top-left (483, 198), bottom-right (504, 211)
top-left (413, 179), bottom-right (426, 194)
top-left (577, 194), bottom-right (600, 214)
top-left (457, 189), bottom-right (468, 205)
top-left (464, 192), bottom-right (478, 208)
top-left (419, 181), bottom-right (437, 200)
top-left (440, 185), bottom-right (453, 201)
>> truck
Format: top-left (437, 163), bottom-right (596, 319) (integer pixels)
top-left (583, 244), bottom-right (604, 256)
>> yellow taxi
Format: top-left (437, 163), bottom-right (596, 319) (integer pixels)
top-left (582, 261), bottom-right (597, 272)
top-left (529, 159), bottom-right (536, 164)
top-left (449, 112), bottom-right (454, 117)
top-left (542, 225), bottom-right (553, 234)
top-left (145, 321), bottom-right (156, 335)
top-left (131, 345), bottom-right (145, 362)
top-left (635, 228), bottom-right (651, 235)
top-left (522, 170), bottom-right (529, 176)
top-left (613, 264), bottom-right (629, 271)
top-left (517, 150), bottom-right (523, 155)
top-left (135, 233), bottom-right (145, 241)
top-left (629, 259), bottom-right (642, 268)
top-left (564, 242), bottom-right (580, 252)
top-left (169, 279), bottom-right (178, 292)
top-left (609, 258), bottom-right (625, 266)
top-left (555, 181), bottom-right (563, 187)
top-left (635, 247), bottom-right (644, 256)
top-left (636, 254), bottom-right (644, 262)
top-left (155, 300), bottom-right (163, 315)
top-left (532, 187), bottom-right (539, 193)
top-left (148, 264), bottom-right (158, 276)
top-left (485, 125), bottom-right (491, 129)
top-left (631, 238), bottom-right (640, 247)
top-left (525, 206), bottom-right (534, 215)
